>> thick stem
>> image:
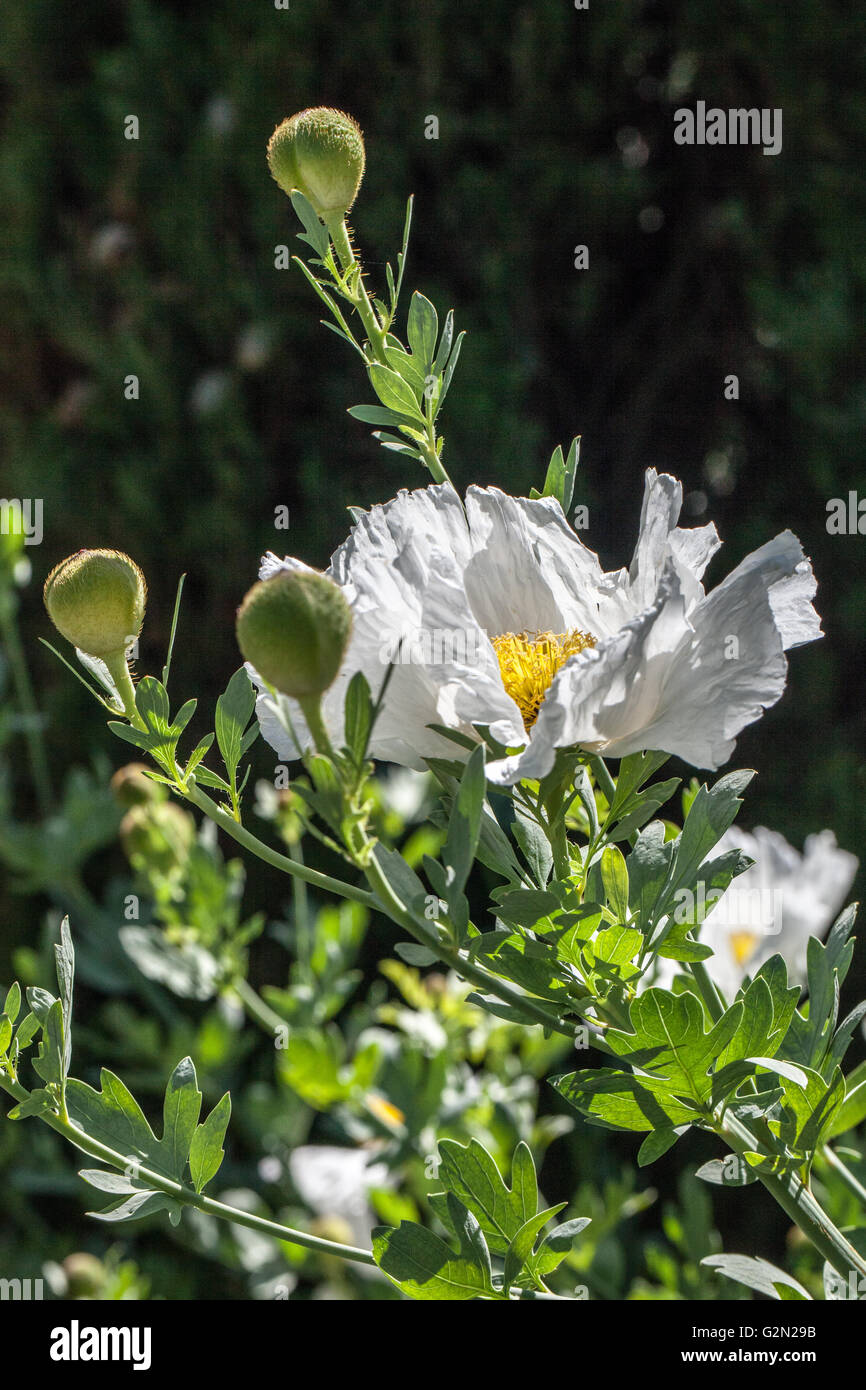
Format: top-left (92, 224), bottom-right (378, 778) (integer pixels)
top-left (298, 693), bottom-right (335, 760)
top-left (719, 1110), bottom-right (866, 1281)
top-left (102, 648), bottom-right (146, 730)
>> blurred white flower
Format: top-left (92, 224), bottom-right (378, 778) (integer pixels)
top-left (235, 323), bottom-right (274, 372)
top-left (204, 95), bottom-right (236, 137)
top-left (189, 369), bottom-right (232, 416)
top-left (378, 766), bottom-right (432, 822)
top-left (253, 471), bottom-right (820, 786)
top-left (658, 827), bottom-right (858, 999)
top-left (289, 1145), bottom-right (389, 1248)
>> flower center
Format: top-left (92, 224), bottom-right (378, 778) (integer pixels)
top-left (492, 628), bottom-right (596, 731)
top-left (729, 929), bottom-right (760, 968)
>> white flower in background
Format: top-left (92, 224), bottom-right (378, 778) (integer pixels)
top-left (378, 766), bottom-right (432, 823)
top-left (658, 827), bottom-right (858, 999)
top-left (288, 1145), bottom-right (389, 1248)
top-left (252, 470), bottom-right (821, 786)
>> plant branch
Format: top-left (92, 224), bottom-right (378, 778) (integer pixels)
top-left (719, 1109), bottom-right (866, 1281)
top-left (0, 1072), bottom-right (375, 1267)
top-left (184, 779), bottom-right (377, 909)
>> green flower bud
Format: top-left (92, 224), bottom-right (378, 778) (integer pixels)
top-left (62, 1252), bottom-right (104, 1299)
top-left (120, 801), bottom-right (196, 871)
top-left (267, 107), bottom-right (365, 219)
top-left (44, 549), bottom-right (146, 658)
top-left (111, 762), bottom-right (163, 809)
top-left (236, 569), bottom-right (352, 699)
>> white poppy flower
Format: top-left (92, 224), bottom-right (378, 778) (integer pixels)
top-left (251, 470), bottom-right (821, 786)
top-left (656, 827), bottom-right (858, 999)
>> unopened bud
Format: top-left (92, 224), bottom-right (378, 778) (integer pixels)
top-left (111, 762), bottom-right (162, 809)
top-left (267, 107), bottom-right (365, 220)
top-left (236, 569), bottom-right (351, 699)
top-left (62, 1252), bottom-right (104, 1298)
top-left (120, 802), bottom-right (196, 870)
top-left (44, 549), bottom-right (146, 658)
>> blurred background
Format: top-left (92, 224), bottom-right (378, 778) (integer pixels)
top-left (1, 0), bottom-right (864, 1300)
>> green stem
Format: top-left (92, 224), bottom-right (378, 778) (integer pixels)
top-left (588, 755), bottom-right (617, 809)
top-left (419, 378), bottom-right (453, 488)
top-left (719, 1110), bottom-right (866, 1281)
top-left (326, 217), bottom-right (454, 489)
top-left (290, 839), bottom-right (313, 976)
top-left (298, 693), bottom-right (335, 760)
top-left (102, 649), bottom-right (146, 731)
top-left (185, 779), bottom-right (376, 910)
top-left (326, 217), bottom-right (388, 362)
top-left (0, 595), bottom-right (53, 816)
top-left (688, 960), bottom-right (726, 1023)
top-left (822, 1143), bottom-right (866, 1207)
top-left (232, 977), bottom-right (288, 1037)
top-left (357, 833), bottom-right (578, 1040)
top-left (0, 1072), bottom-right (375, 1267)
top-left (0, 1071), bottom-right (575, 1299)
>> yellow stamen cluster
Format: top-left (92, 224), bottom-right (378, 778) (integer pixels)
top-left (729, 930), bottom-right (760, 968)
top-left (492, 628), bottom-right (597, 731)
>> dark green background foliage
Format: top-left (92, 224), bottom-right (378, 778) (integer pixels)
top-left (1, 0), bottom-right (864, 1297)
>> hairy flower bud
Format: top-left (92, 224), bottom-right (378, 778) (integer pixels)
top-left (236, 569), bottom-right (352, 699)
top-left (43, 549), bottom-right (146, 658)
top-left (267, 107), bottom-right (365, 219)
top-left (120, 801), bottom-right (196, 871)
top-left (62, 1252), bottom-right (104, 1299)
top-left (111, 762), bottom-right (162, 809)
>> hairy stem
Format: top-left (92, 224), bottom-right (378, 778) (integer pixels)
top-left (102, 649), bottom-right (147, 732)
top-left (326, 217), bottom-right (388, 362)
top-left (326, 217), bottom-right (453, 488)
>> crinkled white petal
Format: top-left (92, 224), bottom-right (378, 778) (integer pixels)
top-left (514, 531), bottom-right (818, 777)
top-left (258, 553), bottom-right (318, 581)
top-left (253, 484), bottom-right (524, 768)
top-left (626, 469), bottom-right (721, 617)
top-left (250, 470), bottom-right (821, 783)
top-left (487, 576), bottom-right (686, 784)
top-left (463, 486), bottom-right (611, 637)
